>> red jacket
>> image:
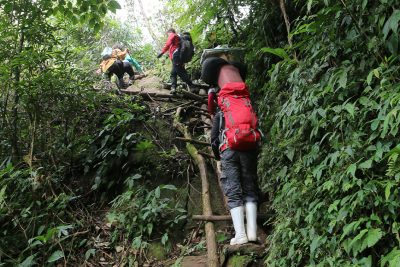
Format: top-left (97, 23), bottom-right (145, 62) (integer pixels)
top-left (161, 32), bottom-right (180, 59)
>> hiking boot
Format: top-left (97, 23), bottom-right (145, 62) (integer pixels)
top-left (118, 78), bottom-right (128, 89)
top-left (128, 77), bottom-right (135, 86)
top-left (245, 202), bottom-right (258, 242)
top-left (230, 206), bottom-right (248, 245)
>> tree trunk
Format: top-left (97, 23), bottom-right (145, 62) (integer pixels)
top-left (136, 0), bottom-right (158, 43)
top-left (278, 0), bottom-right (293, 47)
top-left (11, 30), bottom-right (24, 161)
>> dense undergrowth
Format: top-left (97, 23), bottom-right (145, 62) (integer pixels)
top-left (257, 1), bottom-right (400, 266)
top-left (0, 1), bottom-right (186, 265)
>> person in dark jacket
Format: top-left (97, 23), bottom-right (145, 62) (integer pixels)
top-left (203, 57), bottom-right (260, 245)
top-left (157, 28), bottom-right (194, 94)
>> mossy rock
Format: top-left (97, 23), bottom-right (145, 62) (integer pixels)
top-left (147, 242), bottom-right (167, 261)
top-left (226, 255), bottom-right (253, 267)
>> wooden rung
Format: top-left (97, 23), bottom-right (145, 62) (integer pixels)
top-left (192, 214), bottom-right (271, 222)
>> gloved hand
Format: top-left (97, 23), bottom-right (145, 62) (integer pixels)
top-left (157, 53), bottom-right (163, 59)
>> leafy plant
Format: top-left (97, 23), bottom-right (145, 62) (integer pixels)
top-left (107, 176), bottom-right (187, 251)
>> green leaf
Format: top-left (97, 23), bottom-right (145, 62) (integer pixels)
top-left (307, 0), bottom-right (313, 12)
top-left (362, 0), bottom-right (368, 9)
top-left (383, 10), bottom-right (400, 39)
top-left (85, 249), bottom-right (96, 260)
top-left (310, 236), bottom-right (320, 255)
top-left (155, 187), bottom-right (160, 198)
top-left (285, 149), bottom-right (295, 161)
top-left (359, 159), bottom-right (372, 169)
top-left (365, 228), bottom-right (383, 248)
top-left (349, 229), bottom-right (368, 253)
top-left (385, 182), bottom-right (393, 200)
top-left (382, 248), bottom-right (400, 267)
top-left (261, 47), bottom-right (289, 60)
top-left (47, 250), bottom-right (64, 263)
top-left (387, 33), bottom-right (399, 55)
top-left (18, 255), bottom-right (36, 267)
top-left (359, 96), bottom-right (371, 107)
top-left (339, 71), bottom-right (348, 89)
top-left (4, 3), bottom-right (13, 13)
top-left (161, 184), bottom-right (177, 190)
top-left (108, 0), bottom-right (121, 13)
top-left (161, 233), bottom-right (169, 245)
top-left (373, 68), bottom-right (380, 78)
top-left (366, 71), bottom-right (373, 85)
top-left (147, 223), bottom-right (153, 235)
top-left (347, 164), bottom-right (357, 178)
top-left (344, 103), bottom-right (355, 118)
top-left (0, 185), bottom-right (6, 209)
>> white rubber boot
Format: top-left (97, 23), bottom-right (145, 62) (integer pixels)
top-left (245, 202), bottom-right (258, 242)
top-left (230, 206), bottom-right (248, 245)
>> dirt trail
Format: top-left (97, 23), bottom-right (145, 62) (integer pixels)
top-left (125, 75), bottom-right (171, 95)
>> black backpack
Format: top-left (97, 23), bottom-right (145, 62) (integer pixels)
top-left (179, 32), bottom-right (194, 63)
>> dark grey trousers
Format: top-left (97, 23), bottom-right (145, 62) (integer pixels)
top-left (170, 50), bottom-right (193, 88)
top-left (220, 148), bottom-right (259, 209)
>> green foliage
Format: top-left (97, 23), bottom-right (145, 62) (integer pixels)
top-left (107, 177), bottom-right (187, 251)
top-left (256, 1), bottom-right (400, 266)
top-left (83, 103), bottom-right (147, 191)
top-left (0, 0), bottom-right (160, 264)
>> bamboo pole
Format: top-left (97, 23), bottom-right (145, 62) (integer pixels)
top-left (173, 107), bottom-right (219, 267)
top-left (200, 105), bottom-right (230, 212)
top-left (193, 214), bottom-right (271, 222)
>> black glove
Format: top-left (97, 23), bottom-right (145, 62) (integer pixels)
top-left (157, 53), bottom-right (163, 59)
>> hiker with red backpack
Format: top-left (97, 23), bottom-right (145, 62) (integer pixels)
top-left (157, 28), bottom-right (196, 94)
top-left (202, 56), bottom-right (262, 245)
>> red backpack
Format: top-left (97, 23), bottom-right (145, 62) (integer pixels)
top-left (218, 82), bottom-right (261, 151)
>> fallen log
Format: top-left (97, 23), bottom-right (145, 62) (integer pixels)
top-left (163, 82), bottom-right (209, 89)
top-left (196, 125), bottom-right (212, 129)
top-left (162, 100), bottom-right (196, 113)
top-left (173, 107), bottom-right (219, 267)
top-left (121, 89), bottom-right (207, 103)
top-left (120, 90), bottom-right (173, 99)
top-left (175, 137), bottom-right (210, 146)
top-left (181, 90), bottom-right (208, 104)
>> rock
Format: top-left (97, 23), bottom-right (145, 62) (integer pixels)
top-left (181, 255), bottom-right (208, 267)
top-left (199, 89), bottom-right (207, 95)
top-left (226, 255), bottom-right (253, 267)
top-left (115, 246), bottom-right (124, 253)
top-left (147, 242), bottom-right (167, 261)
